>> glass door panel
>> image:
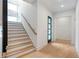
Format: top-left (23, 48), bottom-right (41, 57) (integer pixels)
top-left (48, 16), bottom-right (52, 43)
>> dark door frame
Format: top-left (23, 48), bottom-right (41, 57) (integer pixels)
top-left (2, 0), bottom-right (8, 53)
top-left (47, 16), bottom-right (52, 43)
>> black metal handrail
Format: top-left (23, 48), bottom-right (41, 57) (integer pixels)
top-left (21, 14), bottom-right (37, 35)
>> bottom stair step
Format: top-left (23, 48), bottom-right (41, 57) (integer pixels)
top-left (17, 48), bottom-right (35, 58)
top-left (7, 44), bottom-right (33, 54)
top-left (7, 46), bottom-right (35, 58)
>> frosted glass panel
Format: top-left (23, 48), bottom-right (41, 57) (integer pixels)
top-left (8, 3), bottom-right (17, 12)
top-left (48, 30), bottom-right (51, 34)
top-left (8, 0), bottom-right (18, 5)
top-left (48, 24), bottom-right (51, 29)
top-left (8, 16), bottom-right (17, 22)
top-left (48, 35), bottom-right (51, 40)
top-left (48, 19), bottom-right (51, 23)
top-left (8, 0), bottom-right (19, 22)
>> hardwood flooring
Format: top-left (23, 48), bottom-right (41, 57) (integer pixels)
top-left (20, 40), bottom-right (78, 58)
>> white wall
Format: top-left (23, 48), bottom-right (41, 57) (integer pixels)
top-left (21, 1), bottom-right (37, 32)
top-left (0, 0), bottom-right (2, 57)
top-left (21, 0), bottom-right (54, 50)
top-left (20, 0), bottom-right (37, 48)
top-left (37, 1), bottom-right (53, 50)
top-left (75, 0), bottom-right (79, 55)
top-left (54, 10), bottom-right (75, 45)
top-left (0, 0), bottom-right (2, 25)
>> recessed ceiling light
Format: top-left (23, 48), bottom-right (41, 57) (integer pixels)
top-left (60, 5), bottom-right (64, 8)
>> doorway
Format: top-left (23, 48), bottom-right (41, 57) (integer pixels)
top-left (47, 16), bottom-right (52, 43)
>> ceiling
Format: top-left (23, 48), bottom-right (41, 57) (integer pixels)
top-left (23, 0), bottom-right (37, 4)
top-left (40, 0), bottom-right (77, 13)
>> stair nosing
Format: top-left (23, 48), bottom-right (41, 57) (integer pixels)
top-left (8, 31), bottom-right (25, 33)
top-left (8, 37), bottom-right (28, 42)
top-left (8, 34), bottom-right (27, 36)
top-left (8, 32), bottom-right (26, 35)
top-left (8, 34), bottom-right (27, 38)
top-left (8, 29), bottom-right (24, 31)
top-left (8, 40), bottom-right (31, 47)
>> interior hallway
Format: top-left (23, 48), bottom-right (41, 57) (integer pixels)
top-left (20, 40), bottom-right (78, 58)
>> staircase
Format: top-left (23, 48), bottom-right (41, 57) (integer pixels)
top-left (7, 21), bottom-right (35, 58)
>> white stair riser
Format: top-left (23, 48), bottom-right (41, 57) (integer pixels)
top-left (8, 37), bottom-right (29, 41)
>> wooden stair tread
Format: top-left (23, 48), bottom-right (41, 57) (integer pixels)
top-left (8, 21), bottom-right (21, 23)
top-left (8, 29), bottom-right (24, 31)
top-left (8, 37), bottom-right (29, 42)
top-left (8, 33), bottom-right (27, 36)
top-left (8, 39), bottom-right (31, 44)
top-left (8, 40), bottom-right (31, 46)
top-left (8, 24), bottom-right (22, 27)
top-left (8, 22), bottom-right (22, 25)
top-left (8, 31), bottom-right (25, 33)
top-left (8, 25), bottom-right (22, 27)
top-left (8, 34), bottom-right (27, 38)
top-left (7, 43), bottom-right (32, 50)
top-left (8, 32), bottom-right (26, 35)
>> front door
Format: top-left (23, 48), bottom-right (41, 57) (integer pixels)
top-left (48, 16), bottom-right (52, 43)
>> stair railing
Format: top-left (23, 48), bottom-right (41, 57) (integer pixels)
top-left (21, 14), bottom-right (37, 35)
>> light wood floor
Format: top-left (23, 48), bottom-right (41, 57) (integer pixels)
top-left (0, 52), bottom-right (2, 58)
top-left (20, 40), bottom-right (78, 58)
